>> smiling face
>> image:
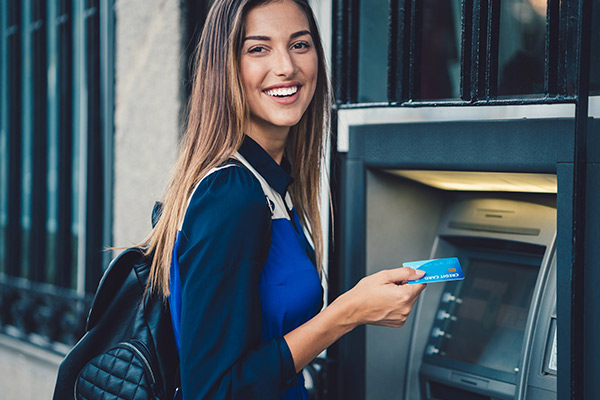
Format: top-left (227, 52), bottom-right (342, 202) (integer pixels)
top-left (240, 0), bottom-right (318, 150)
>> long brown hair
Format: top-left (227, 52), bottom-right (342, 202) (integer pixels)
top-left (143, 0), bottom-right (331, 298)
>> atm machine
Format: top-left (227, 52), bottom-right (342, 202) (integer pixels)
top-left (328, 117), bottom-right (575, 400)
top-left (355, 170), bottom-right (558, 400)
top-left (406, 196), bottom-right (557, 400)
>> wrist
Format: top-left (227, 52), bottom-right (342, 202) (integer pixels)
top-left (329, 291), bottom-right (361, 332)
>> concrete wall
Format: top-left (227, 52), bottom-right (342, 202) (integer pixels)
top-left (113, 0), bottom-right (184, 247)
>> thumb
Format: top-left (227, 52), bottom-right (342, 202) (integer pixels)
top-left (385, 267), bottom-right (425, 283)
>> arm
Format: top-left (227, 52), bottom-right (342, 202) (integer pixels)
top-left (284, 268), bottom-right (427, 373)
top-left (177, 166), bottom-right (296, 399)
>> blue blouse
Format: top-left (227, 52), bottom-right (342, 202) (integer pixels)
top-left (169, 136), bottom-right (323, 399)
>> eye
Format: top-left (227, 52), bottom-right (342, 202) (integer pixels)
top-left (292, 41), bottom-right (311, 50)
top-left (248, 46), bottom-right (267, 54)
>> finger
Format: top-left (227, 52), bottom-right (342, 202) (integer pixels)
top-left (410, 283), bottom-right (427, 299)
top-left (397, 282), bottom-right (427, 303)
top-left (385, 267), bottom-right (425, 283)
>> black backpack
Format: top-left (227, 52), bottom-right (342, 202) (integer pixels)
top-left (52, 245), bottom-right (180, 399)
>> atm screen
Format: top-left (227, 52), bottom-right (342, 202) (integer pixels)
top-left (437, 257), bottom-right (539, 374)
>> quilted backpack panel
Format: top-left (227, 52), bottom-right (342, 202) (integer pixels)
top-left (75, 342), bottom-right (159, 400)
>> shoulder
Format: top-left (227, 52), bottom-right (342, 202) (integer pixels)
top-left (177, 161), bottom-right (273, 275)
top-left (181, 162), bottom-right (270, 233)
top-left (193, 161), bottom-right (265, 209)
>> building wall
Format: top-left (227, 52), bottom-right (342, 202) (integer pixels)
top-left (113, 0), bottom-right (184, 247)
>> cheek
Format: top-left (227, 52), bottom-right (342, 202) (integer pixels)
top-left (304, 57), bottom-right (319, 96)
top-left (305, 55), bottom-right (319, 88)
top-left (240, 59), bottom-right (262, 92)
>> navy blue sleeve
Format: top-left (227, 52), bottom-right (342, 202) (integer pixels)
top-left (177, 165), bottom-right (297, 399)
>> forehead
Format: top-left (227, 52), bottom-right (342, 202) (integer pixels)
top-left (244, 0), bottom-right (310, 36)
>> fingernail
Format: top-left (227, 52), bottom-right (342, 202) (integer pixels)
top-left (416, 269), bottom-right (425, 276)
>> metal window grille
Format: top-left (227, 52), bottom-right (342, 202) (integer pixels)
top-left (0, 0), bottom-right (114, 349)
top-left (334, 0), bottom-right (596, 105)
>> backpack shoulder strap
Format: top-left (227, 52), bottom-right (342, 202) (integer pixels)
top-left (231, 152), bottom-right (289, 220)
top-left (86, 247), bottom-right (145, 330)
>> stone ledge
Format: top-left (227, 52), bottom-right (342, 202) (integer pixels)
top-left (0, 333), bottom-right (63, 399)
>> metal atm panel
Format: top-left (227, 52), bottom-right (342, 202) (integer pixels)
top-left (405, 198), bottom-right (557, 400)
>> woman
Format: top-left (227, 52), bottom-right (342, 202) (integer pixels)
top-left (143, 0), bottom-right (427, 398)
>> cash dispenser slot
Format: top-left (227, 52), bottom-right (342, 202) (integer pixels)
top-left (450, 372), bottom-right (489, 388)
top-left (448, 221), bottom-right (541, 236)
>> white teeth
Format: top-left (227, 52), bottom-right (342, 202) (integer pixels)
top-left (265, 86), bottom-right (298, 97)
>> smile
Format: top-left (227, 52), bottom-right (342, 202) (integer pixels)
top-left (264, 86), bottom-right (299, 97)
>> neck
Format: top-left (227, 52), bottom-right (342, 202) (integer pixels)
top-left (245, 122), bottom-right (290, 165)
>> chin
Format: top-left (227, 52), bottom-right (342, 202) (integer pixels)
top-left (268, 116), bottom-right (304, 128)
top-left (277, 120), bottom-right (302, 128)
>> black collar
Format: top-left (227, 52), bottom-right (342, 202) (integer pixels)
top-left (238, 135), bottom-right (294, 197)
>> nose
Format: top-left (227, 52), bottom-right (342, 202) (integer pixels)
top-left (274, 49), bottom-right (296, 77)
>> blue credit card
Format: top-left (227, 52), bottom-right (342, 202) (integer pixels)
top-left (404, 257), bottom-right (465, 284)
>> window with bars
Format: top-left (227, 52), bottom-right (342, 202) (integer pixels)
top-left (333, 0), bottom-right (599, 105)
top-left (0, 0), bottom-right (112, 347)
top-left (591, 0), bottom-right (600, 91)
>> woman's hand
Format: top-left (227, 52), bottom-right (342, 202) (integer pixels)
top-left (335, 267), bottom-right (427, 329)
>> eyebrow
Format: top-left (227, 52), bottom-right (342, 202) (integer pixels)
top-left (243, 30), bottom-right (312, 42)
